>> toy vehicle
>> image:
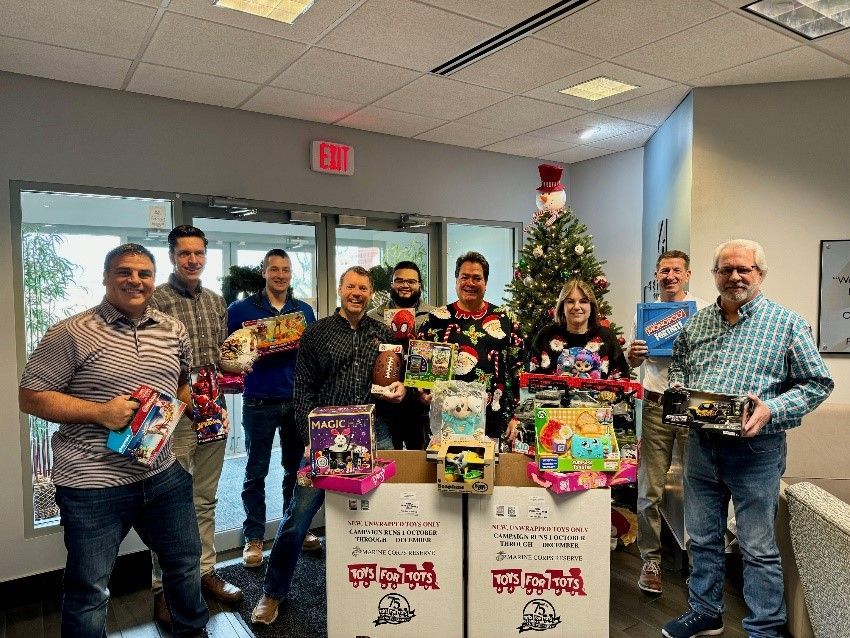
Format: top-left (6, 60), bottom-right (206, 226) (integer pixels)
top-left (691, 401), bottom-right (729, 423)
top-left (662, 387), bottom-right (748, 435)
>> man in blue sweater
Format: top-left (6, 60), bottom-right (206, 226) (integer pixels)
top-left (227, 249), bottom-right (316, 568)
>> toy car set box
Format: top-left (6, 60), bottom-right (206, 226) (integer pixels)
top-left (636, 301), bottom-right (697, 356)
top-left (309, 404), bottom-right (375, 477)
top-left (297, 458), bottom-right (397, 495)
top-left (404, 339), bottom-right (457, 389)
top-left (535, 406), bottom-right (621, 472)
top-left (436, 437), bottom-right (496, 495)
top-left (662, 387), bottom-right (748, 435)
top-left (107, 385), bottom-right (187, 467)
top-left (189, 365), bottom-right (227, 444)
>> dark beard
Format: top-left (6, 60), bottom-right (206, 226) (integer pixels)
top-left (390, 288), bottom-right (421, 308)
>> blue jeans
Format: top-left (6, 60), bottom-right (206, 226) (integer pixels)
top-left (55, 462), bottom-right (207, 638)
top-left (241, 399), bottom-right (301, 541)
top-left (261, 415), bottom-right (393, 599)
top-left (685, 430), bottom-right (787, 637)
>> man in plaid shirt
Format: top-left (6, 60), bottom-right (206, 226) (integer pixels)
top-left (662, 239), bottom-right (833, 638)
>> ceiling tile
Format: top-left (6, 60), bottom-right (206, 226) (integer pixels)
top-left (0, 0), bottom-right (157, 59)
top-left (535, 0), bottom-right (726, 59)
top-left (143, 12), bottom-right (306, 83)
top-left (803, 29), bottom-right (850, 64)
top-left (243, 86), bottom-right (362, 123)
top-left (417, 0), bottom-right (557, 27)
top-left (272, 48), bottom-right (421, 104)
top-left (598, 84), bottom-right (690, 126)
top-left (593, 127), bottom-right (655, 151)
top-left (0, 36), bottom-right (131, 89)
top-left (335, 106), bottom-right (447, 137)
top-left (691, 45), bottom-right (850, 86)
top-left (541, 145), bottom-right (615, 164)
top-left (127, 63), bottom-right (259, 108)
top-left (316, 0), bottom-right (497, 71)
top-left (451, 37), bottom-right (597, 93)
top-left (374, 75), bottom-right (509, 120)
top-left (531, 112), bottom-right (647, 144)
top-left (482, 135), bottom-right (576, 158)
top-left (166, 0), bottom-right (360, 45)
top-left (455, 96), bottom-right (586, 135)
top-left (414, 122), bottom-right (512, 148)
top-left (524, 62), bottom-right (676, 110)
top-left (613, 12), bottom-right (798, 82)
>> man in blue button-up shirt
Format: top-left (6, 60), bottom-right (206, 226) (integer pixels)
top-left (662, 239), bottom-right (833, 638)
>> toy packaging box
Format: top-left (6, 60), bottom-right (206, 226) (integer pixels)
top-left (526, 458), bottom-right (637, 495)
top-left (107, 385), bottom-right (186, 467)
top-left (297, 458), bottom-right (396, 495)
top-left (242, 310), bottom-right (306, 355)
top-left (535, 406), bottom-right (621, 472)
top-left (636, 301), bottom-right (697, 356)
top-left (662, 387), bottom-right (748, 435)
top-left (429, 379), bottom-right (488, 440)
top-left (189, 365), bottom-right (227, 444)
top-left (309, 404), bottom-right (375, 476)
top-left (436, 437), bottom-right (495, 495)
top-left (404, 340), bottom-right (457, 389)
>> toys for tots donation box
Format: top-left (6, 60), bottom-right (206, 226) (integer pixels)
top-left (467, 487), bottom-right (610, 638)
top-left (325, 483), bottom-right (463, 638)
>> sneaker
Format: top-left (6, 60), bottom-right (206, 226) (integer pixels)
top-left (662, 609), bottom-right (724, 638)
top-left (302, 531), bottom-right (322, 552)
top-left (638, 559), bottom-right (662, 594)
top-left (251, 595), bottom-right (280, 625)
top-left (243, 539), bottom-right (264, 567)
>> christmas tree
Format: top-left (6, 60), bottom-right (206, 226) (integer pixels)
top-left (506, 164), bottom-right (621, 345)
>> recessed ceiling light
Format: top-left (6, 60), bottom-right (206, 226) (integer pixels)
top-left (212, 0), bottom-right (314, 25)
top-left (744, 0), bottom-right (850, 40)
top-left (559, 76), bottom-right (638, 101)
top-left (576, 127), bottom-right (599, 140)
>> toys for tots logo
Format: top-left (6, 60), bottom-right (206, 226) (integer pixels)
top-left (517, 599), bottom-right (561, 633)
top-left (373, 593), bottom-right (415, 626)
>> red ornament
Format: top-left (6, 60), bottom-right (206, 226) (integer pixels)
top-left (547, 307), bottom-right (555, 319)
top-left (617, 336), bottom-right (625, 346)
top-left (514, 269), bottom-right (522, 279)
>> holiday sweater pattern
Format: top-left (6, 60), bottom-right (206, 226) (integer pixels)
top-left (529, 323), bottom-right (629, 380)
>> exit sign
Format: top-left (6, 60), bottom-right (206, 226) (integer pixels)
top-left (311, 140), bottom-right (353, 175)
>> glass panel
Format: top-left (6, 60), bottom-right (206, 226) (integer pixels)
top-left (20, 190), bottom-right (173, 528)
top-left (446, 224), bottom-right (515, 306)
top-left (334, 227), bottom-right (429, 309)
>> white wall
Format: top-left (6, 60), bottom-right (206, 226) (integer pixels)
top-left (568, 148), bottom-right (644, 331)
top-left (0, 71), bottom-right (554, 581)
top-left (691, 79), bottom-right (850, 402)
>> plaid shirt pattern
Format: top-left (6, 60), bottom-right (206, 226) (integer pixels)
top-left (150, 273), bottom-right (228, 368)
top-left (669, 294), bottom-right (833, 433)
top-left (294, 312), bottom-right (393, 443)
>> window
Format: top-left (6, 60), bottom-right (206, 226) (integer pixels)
top-left (446, 223), bottom-right (516, 306)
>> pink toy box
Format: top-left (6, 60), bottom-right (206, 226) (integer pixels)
top-left (526, 459), bottom-right (638, 494)
top-left (297, 459), bottom-right (396, 495)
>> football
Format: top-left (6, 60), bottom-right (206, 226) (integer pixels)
top-left (372, 349), bottom-right (402, 387)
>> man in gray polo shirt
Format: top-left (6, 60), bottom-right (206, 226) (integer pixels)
top-left (19, 243), bottom-right (208, 638)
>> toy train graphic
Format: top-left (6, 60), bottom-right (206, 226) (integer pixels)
top-left (661, 387), bottom-right (750, 436)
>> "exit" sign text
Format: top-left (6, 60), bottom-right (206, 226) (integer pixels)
top-left (311, 141), bottom-right (353, 176)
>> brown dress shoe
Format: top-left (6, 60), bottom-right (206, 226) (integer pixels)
top-left (638, 559), bottom-right (663, 594)
top-left (243, 539), bottom-right (264, 568)
top-left (153, 591), bottom-right (172, 628)
top-left (251, 595), bottom-right (280, 625)
top-left (201, 571), bottom-right (244, 604)
top-left (302, 531), bottom-right (322, 552)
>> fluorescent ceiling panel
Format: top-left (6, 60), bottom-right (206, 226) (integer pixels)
top-left (744, 0), bottom-right (850, 39)
top-left (213, 0), bottom-right (313, 24)
top-left (559, 76), bottom-right (638, 101)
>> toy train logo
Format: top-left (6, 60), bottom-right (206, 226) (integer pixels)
top-left (491, 568), bottom-right (586, 596)
top-left (662, 387), bottom-right (749, 435)
top-left (517, 599), bottom-right (561, 633)
top-left (348, 562), bottom-right (439, 591)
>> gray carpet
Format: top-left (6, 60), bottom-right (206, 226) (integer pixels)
top-left (217, 538), bottom-right (327, 637)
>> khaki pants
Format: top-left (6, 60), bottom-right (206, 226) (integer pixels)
top-left (636, 400), bottom-right (687, 562)
top-left (152, 414), bottom-right (226, 592)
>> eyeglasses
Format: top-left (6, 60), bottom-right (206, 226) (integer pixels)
top-left (393, 278), bottom-right (419, 286)
top-left (713, 265), bottom-right (759, 277)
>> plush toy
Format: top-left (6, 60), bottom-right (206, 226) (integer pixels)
top-left (389, 309), bottom-right (415, 341)
top-left (442, 394), bottom-right (477, 436)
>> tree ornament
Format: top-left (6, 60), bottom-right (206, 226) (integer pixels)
top-left (514, 269), bottom-right (522, 279)
top-left (519, 258), bottom-right (527, 268)
top-left (532, 245), bottom-right (543, 258)
top-left (523, 276), bottom-right (533, 286)
top-left (574, 245), bottom-right (585, 255)
top-left (593, 275), bottom-right (609, 290)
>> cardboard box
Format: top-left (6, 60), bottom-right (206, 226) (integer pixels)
top-left (535, 407), bottom-right (621, 472)
top-left (297, 458), bottom-right (396, 495)
top-left (189, 365), bottom-right (227, 444)
top-left (243, 310), bottom-right (306, 355)
top-left (309, 405), bottom-right (375, 476)
top-left (435, 437), bottom-right (496, 495)
top-left (636, 301), bottom-right (697, 356)
top-left (466, 486), bottom-right (611, 638)
top-left (404, 340), bottom-right (457, 389)
top-left (107, 385), bottom-right (186, 467)
top-left (325, 481), bottom-right (464, 638)
top-left (527, 459), bottom-right (638, 495)
top-left (661, 387), bottom-right (747, 435)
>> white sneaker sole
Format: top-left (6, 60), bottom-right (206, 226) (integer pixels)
top-left (661, 626), bottom-right (724, 638)
top-left (638, 581), bottom-right (662, 594)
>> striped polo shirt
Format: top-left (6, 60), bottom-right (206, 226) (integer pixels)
top-left (669, 294), bottom-right (833, 433)
top-left (19, 299), bottom-right (192, 488)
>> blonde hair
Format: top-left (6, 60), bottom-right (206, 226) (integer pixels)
top-left (555, 279), bottom-right (599, 329)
